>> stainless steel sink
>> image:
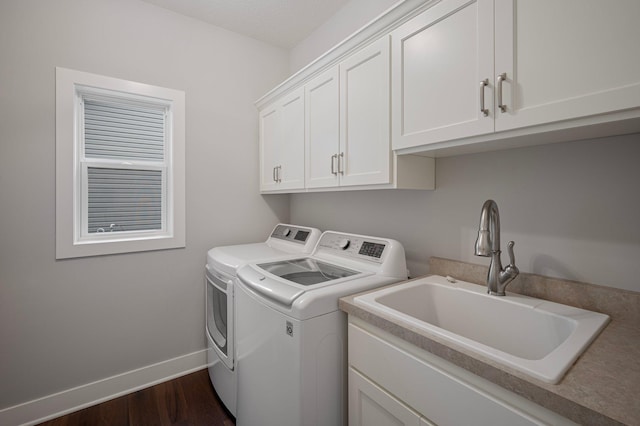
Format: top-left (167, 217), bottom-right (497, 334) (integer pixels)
top-left (354, 275), bottom-right (609, 384)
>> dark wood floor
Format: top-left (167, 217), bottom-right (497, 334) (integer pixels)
top-left (37, 369), bottom-right (235, 426)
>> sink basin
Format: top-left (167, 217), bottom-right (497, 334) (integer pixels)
top-left (354, 275), bottom-right (609, 384)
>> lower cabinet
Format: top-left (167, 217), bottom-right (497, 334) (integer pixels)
top-left (350, 367), bottom-right (434, 426)
top-left (348, 318), bottom-right (577, 426)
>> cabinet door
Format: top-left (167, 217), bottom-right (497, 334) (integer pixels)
top-left (259, 104), bottom-right (280, 192)
top-left (349, 367), bottom-right (422, 426)
top-left (277, 87), bottom-right (305, 190)
top-left (349, 322), bottom-right (576, 426)
top-left (494, 0), bottom-right (640, 131)
top-left (305, 67), bottom-right (340, 189)
top-left (340, 37), bottom-right (391, 187)
top-left (391, 0), bottom-right (494, 150)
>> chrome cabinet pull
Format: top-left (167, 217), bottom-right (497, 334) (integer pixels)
top-left (497, 72), bottom-right (507, 113)
top-left (273, 166), bottom-right (277, 182)
top-left (338, 152), bottom-right (344, 175)
top-left (331, 154), bottom-right (338, 175)
top-left (480, 78), bottom-right (489, 116)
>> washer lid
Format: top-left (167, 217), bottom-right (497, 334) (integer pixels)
top-left (238, 264), bottom-right (306, 306)
top-left (257, 258), bottom-right (359, 286)
top-left (238, 259), bottom-right (372, 307)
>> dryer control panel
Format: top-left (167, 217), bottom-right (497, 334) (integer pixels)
top-left (316, 232), bottom-right (388, 263)
top-left (270, 225), bottom-right (313, 244)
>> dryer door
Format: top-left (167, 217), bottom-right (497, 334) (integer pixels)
top-left (206, 265), bottom-right (234, 370)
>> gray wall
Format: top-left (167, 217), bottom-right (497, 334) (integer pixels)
top-left (291, 134), bottom-right (640, 292)
top-left (0, 0), bottom-right (289, 409)
top-left (289, 0), bottom-right (399, 72)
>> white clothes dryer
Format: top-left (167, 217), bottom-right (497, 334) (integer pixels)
top-left (235, 231), bottom-right (408, 426)
top-left (205, 224), bottom-right (321, 416)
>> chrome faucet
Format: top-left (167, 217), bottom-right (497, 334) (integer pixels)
top-left (474, 200), bottom-right (519, 296)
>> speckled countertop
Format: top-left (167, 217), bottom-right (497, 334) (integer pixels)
top-left (339, 257), bottom-right (640, 426)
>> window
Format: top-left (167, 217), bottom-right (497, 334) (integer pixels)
top-left (56, 68), bottom-right (185, 258)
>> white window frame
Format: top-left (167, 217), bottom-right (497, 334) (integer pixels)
top-left (56, 67), bottom-right (186, 259)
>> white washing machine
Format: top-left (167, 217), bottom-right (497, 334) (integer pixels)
top-left (235, 231), bottom-right (408, 426)
top-left (205, 224), bottom-right (321, 416)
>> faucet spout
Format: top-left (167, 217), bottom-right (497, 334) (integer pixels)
top-left (474, 200), bottom-right (519, 296)
top-left (475, 200), bottom-right (500, 256)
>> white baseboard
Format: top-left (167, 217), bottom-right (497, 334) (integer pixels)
top-left (0, 349), bottom-right (208, 426)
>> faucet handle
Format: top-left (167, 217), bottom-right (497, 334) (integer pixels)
top-left (497, 241), bottom-right (520, 295)
top-left (507, 240), bottom-right (516, 267)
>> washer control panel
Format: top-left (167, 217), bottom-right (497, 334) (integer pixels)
top-left (358, 241), bottom-right (386, 258)
top-left (317, 232), bottom-right (387, 262)
top-left (270, 225), bottom-right (312, 244)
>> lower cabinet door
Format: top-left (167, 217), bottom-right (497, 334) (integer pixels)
top-left (349, 367), bottom-right (427, 426)
top-left (349, 320), bottom-right (577, 426)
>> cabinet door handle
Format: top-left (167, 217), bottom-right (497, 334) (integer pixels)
top-left (338, 152), bottom-right (344, 175)
top-left (273, 166), bottom-right (277, 182)
top-left (480, 79), bottom-right (489, 117)
top-left (331, 154), bottom-right (338, 175)
top-left (497, 72), bottom-right (507, 113)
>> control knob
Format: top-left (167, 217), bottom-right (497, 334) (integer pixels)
top-left (282, 228), bottom-right (291, 237)
top-left (338, 238), bottom-right (351, 250)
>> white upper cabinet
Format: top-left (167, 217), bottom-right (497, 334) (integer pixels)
top-left (340, 37), bottom-right (392, 187)
top-left (259, 87), bottom-right (305, 192)
top-left (494, 0), bottom-right (640, 131)
top-left (305, 67), bottom-right (340, 189)
top-left (392, 0), bottom-right (640, 152)
top-left (279, 89), bottom-right (305, 189)
top-left (306, 38), bottom-right (392, 189)
top-left (258, 0), bottom-right (640, 178)
top-left (392, 0), bottom-right (495, 149)
top-left (303, 37), bottom-right (434, 192)
top-left (259, 105), bottom-right (280, 192)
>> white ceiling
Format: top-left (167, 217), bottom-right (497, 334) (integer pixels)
top-left (140, 0), bottom-right (350, 48)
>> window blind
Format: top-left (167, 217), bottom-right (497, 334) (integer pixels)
top-left (87, 167), bottom-right (162, 233)
top-left (84, 99), bottom-right (165, 161)
top-left (83, 98), bottom-right (166, 234)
